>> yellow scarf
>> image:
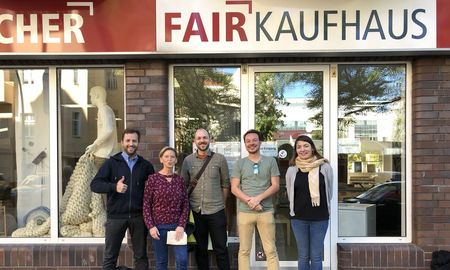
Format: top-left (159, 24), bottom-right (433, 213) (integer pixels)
top-left (295, 156), bottom-right (326, 207)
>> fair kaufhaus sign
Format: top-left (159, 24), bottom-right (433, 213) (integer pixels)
top-left (1, 0), bottom-right (449, 54)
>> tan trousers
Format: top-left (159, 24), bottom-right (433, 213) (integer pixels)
top-left (237, 211), bottom-right (279, 270)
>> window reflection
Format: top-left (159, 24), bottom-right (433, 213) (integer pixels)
top-left (254, 71), bottom-right (324, 261)
top-left (0, 69), bottom-right (50, 237)
top-left (173, 66), bottom-right (241, 236)
top-left (337, 64), bottom-right (406, 237)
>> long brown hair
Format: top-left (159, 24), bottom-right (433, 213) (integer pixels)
top-left (289, 135), bottom-right (323, 166)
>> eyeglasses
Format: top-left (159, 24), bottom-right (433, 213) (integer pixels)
top-left (253, 163), bottom-right (259, 175)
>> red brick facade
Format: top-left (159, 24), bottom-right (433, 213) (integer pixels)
top-left (338, 244), bottom-right (427, 270)
top-left (125, 61), bottom-right (170, 165)
top-left (0, 243), bottom-right (239, 269)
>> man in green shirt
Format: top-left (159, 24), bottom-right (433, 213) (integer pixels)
top-left (181, 128), bottom-right (230, 270)
top-left (231, 129), bottom-right (280, 270)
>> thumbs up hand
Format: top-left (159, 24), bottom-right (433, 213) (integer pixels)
top-left (116, 176), bottom-right (128, 193)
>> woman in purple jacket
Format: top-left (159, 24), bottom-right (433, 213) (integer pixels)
top-left (143, 146), bottom-right (189, 270)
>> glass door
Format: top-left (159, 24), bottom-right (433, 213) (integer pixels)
top-left (247, 65), bottom-right (331, 269)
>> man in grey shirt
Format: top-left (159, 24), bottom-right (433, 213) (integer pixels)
top-left (181, 128), bottom-right (230, 270)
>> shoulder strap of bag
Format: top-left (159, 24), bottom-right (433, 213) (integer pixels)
top-left (188, 152), bottom-right (215, 196)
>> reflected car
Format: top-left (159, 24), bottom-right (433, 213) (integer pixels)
top-left (343, 181), bottom-right (402, 236)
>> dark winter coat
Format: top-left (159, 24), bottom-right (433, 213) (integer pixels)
top-left (90, 152), bottom-right (155, 219)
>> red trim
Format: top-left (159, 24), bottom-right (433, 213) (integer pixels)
top-left (0, 0), bottom-right (156, 53)
top-left (225, 0), bottom-right (252, 14)
top-left (437, 0), bottom-right (450, 48)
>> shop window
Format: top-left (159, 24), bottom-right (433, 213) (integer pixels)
top-left (58, 68), bottom-right (124, 238)
top-left (0, 69), bottom-right (50, 237)
top-left (172, 66), bottom-right (241, 237)
top-left (337, 64), bottom-right (406, 237)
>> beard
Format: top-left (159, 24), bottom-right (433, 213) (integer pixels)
top-left (196, 142), bottom-right (210, 152)
top-left (123, 145), bottom-right (137, 156)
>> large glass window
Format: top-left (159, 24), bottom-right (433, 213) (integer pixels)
top-left (58, 68), bottom-right (124, 237)
top-left (0, 69), bottom-right (50, 237)
top-left (172, 66), bottom-right (241, 236)
top-left (337, 64), bottom-right (406, 237)
top-left (0, 67), bottom-right (125, 240)
top-left (252, 69), bottom-right (325, 262)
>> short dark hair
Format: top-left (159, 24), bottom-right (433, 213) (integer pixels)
top-left (122, 128), bottom-right (141, 142)
top-left (243, 129), bottom-right (263, 141)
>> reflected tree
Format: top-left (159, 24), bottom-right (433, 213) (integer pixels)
top-left (174, 67), bottom-right (240, 158)
top-left (255, 72), bottom-right (322, 140)
top-left (307, 65), bottom-right (405, 133)
top-left (255, 73), bottom-right (289, 141)
top-left (255, 66), bottom-right (404, 140)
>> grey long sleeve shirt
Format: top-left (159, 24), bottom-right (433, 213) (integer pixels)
top-left (181, 149), bottom-right (230, 215)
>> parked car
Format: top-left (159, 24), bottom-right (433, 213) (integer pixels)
top-left (343, 181), bottom-right (402, 236)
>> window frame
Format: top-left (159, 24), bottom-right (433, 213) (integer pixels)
top-left (333, 62), bottom-right (412, 244)
top-left (168, 63), bottom-right (243, 244)
top-left (168, 61), bottom-right (411, 270)
top-left (0, 65), bottom-right (125, 244)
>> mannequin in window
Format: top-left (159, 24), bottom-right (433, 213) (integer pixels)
top-left (59, 86), bottom-right (117, 237)
top-left (85, 86), bottom-right (119, 168)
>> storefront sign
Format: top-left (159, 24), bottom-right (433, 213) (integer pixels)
top-left (1, 0), bottom-right (450, 54)
top-left (158, 0), bottom-right (448, 53)
top-left (0, 0), bottom-right (155, 53)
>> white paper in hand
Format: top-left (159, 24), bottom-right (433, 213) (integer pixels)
top-left (166, 231), bottom-right (187, 245)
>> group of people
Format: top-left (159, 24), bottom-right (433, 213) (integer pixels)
top-left (90, 127), bottom-right (333, 270)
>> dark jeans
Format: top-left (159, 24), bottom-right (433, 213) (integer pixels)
top-left (291, 219), bottom-right (329, 270)
top-left (151, 223), bottom-right (188, 270)
top-left (103, 216), bottom-right (149, 270)
top-left (192, 209), bottom-right (230, 270)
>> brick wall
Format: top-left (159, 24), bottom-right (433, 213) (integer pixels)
top-left (338, 57), bottom-right (450, 269)
top-left (338, 243), bottom-right (427, 270)
top-left (0, 243), bottom-right (239, 269)
top-left (125, 61), bottom-right (169, 166)
top-left (412, 57), bottom-right (450, 252)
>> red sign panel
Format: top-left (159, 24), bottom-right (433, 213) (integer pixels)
top-left (0, 0), bottom-right (156, 53)
top-left (1, 0), bottom-right (450, 54)
top-left (437, 0), bottom-right (450, 48)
